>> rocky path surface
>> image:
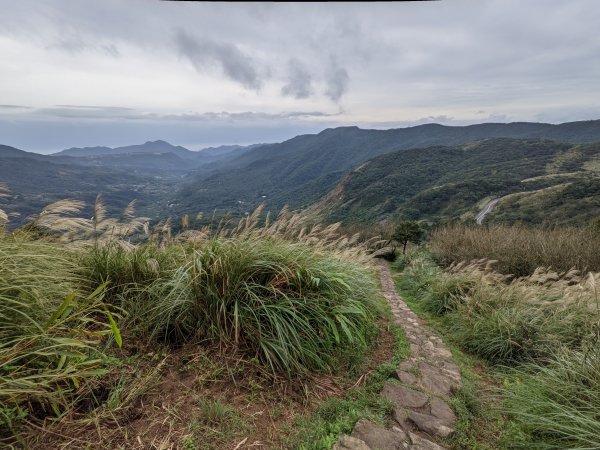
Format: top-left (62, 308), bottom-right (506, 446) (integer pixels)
top-left (334, 261), bottom-right (462, 450)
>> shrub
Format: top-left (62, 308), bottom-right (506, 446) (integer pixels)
top-left (448, 271), bottom-right (600, 364)
top-left (393, 221), bottom-right (425, 255)
top-left (125, 237), bottom-right (378, 376)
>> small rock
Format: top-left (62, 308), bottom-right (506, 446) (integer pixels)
top-left (418, 363), bottom-right (453, 397)
top-left (435, 347), bottom-right (453, 359)
top-left (381, 383), bottom-right (429, 409)
top-left (423, 341), bottom-right (435, 353)
top-left (398, 359), bottom-right (417, 371)
top-left (408, 411), bottom-right (454, 438)
top-left (351, 418), bottom-right (409, 450)
top-left (440, 363), bottom-right (462, 385)
top-left (395, 370), bottom-right (418, 385)
top-left (392, 406), bottom-right (409, 427)
top-left (429, 398), bottom-right (456, 426)
top-left (333, 434), bottom-right (371, 450)
top-left (408, 432), bottom-right (447, 450)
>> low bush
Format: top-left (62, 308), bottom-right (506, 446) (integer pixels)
top-left (396, 253), bottom-right (476, 316)
top-left (79, 242), bottom-right (179, 303)
top-left (448, 271), bottom-right (599, 364)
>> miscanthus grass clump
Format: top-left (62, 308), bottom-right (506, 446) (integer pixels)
top-left (0, 234), bottom-right (118, 434)
top-left (122, 237), bottom-right (378, 376)
top-left (430, 223), bottom-right (600, 276)
top-left (398, 250), bottom-right (600, 449)
top-left (1, 194), bottom-right (381, 441)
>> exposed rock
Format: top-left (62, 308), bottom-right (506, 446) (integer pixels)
top-left (440, 362), bottom-right (462, 386)
top-left (417, 363), bottom-right (453, 397)
top-left (429, 397), bottom-right (456, 426)
top-left (381, 383), bottom-right (429, 409)
top-left (398, 359), bottom-right (417, 371)
top-left (351, 419), bottom-right (409, 450)
top-left (408, 411), bottom-right (455, 438)
top-left (395, 370), bottom-right (418, 385)
top-left (408, 432), bottom-right (447, 450)
top-left (333, 434), bottom-right (372, 450)
top-left (392, 406), bottom-right (409, 428)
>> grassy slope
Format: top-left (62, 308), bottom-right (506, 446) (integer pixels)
top-left (2, 208), bottom-right (410, 448)
top-left (393, 248), bottom-right (600, 449)
top-left (308, 138), bottom-right (600, 225)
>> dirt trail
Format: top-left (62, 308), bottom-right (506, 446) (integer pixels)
top-left (334, 261), bottom-right (463, 450)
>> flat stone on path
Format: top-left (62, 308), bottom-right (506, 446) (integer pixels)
top-left (429, 398), bottom-right (456, 426)
top-left (408, 432), bottom-right (447, 450)
top-left (395, 370), bottom-right (418, 385)
top-left (351, 418), bottom-right (409, 450)
top-left (333, 435), bottom-right (372, 450)
top-left (381, 383), bottom-right (429, 409)
top-left (335, 262), bottom-right (462, 450)
top-left (417, 363), bottom-right (454, 397)
top-left (408, 411), bottom-right (455, 438)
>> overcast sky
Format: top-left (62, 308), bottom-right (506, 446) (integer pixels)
top-left (1, 0), bottom-right (599, 153)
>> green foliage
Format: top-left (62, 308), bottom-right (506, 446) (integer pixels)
top-left (0, 235), bottom-right (117, 434)
top-left (0, 153), bottom-right (174, 228)
top-left (396, 247), bottom-right (600, 448)
top-left (503, 348), bottom-right (600, 449)
top-left (177, 122), bottom-right (600, 220)
top-left (123, 237), bottom-right (378, 376)
top-left (317, 139), bottom-right (600, 226)
top-left (79, 242), bottom-right (178, 303)
top-left (393, 221), bottom-right (425, 254)
top-left (189, 398), bottom-right (250, 449)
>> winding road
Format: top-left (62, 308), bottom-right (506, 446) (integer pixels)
top-left (475, 198), bottom-right (499, 224)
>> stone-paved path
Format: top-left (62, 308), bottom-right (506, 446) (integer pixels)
top-left (333, 261), bottom-right (462, 450)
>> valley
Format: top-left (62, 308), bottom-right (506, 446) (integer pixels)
top-left (2, 120), bottom-right (600, 229)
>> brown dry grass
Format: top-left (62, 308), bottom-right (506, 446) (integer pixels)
top-left (431, 224), bottom-right (600, 276)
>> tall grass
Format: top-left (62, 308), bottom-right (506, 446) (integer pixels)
top-left (431, 224), bottom-right (600, 276)
top-left (0, 235), bottom-right (117, 433)
top-left (503, 347), bottom-right (600, 449)
top-left (397, 251), bottom-right (600, 448)
top-left (72, 203), bottom-right (381, 376)
top-left (121, 237), bottom-right (378, 376)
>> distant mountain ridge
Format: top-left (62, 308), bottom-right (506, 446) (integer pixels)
top-left (3, 119), bottom-right (600, 227)
top-left (176, 119), bottom-right (600, 216)
top-left (52, 140), bottom-right (196, 159)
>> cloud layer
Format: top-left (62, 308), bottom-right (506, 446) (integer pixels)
top-left (0, 0), bottom-right (599, 152)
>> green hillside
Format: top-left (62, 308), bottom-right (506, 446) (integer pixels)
top-left (0, 149), bottom-right (175, 225)
top-left (307, 138), bottom-right (600, 225)
top-left (176, 120), bottom-right (600, 217)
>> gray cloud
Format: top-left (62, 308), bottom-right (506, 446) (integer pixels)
top-left (0, 0), bottom-right (599, 152)
top-left (48, 34), bottom-right (120, 57)
top-left (175, 29), bottom-right (263, 90)
top-left (281, 59), bottom-right (313, 99)
top-left (0, 104), bottom-right (31, 109)
top-left (324, 58), bottom-right (349, 102)
top-left (7, 105), bottom-right (339, 123)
